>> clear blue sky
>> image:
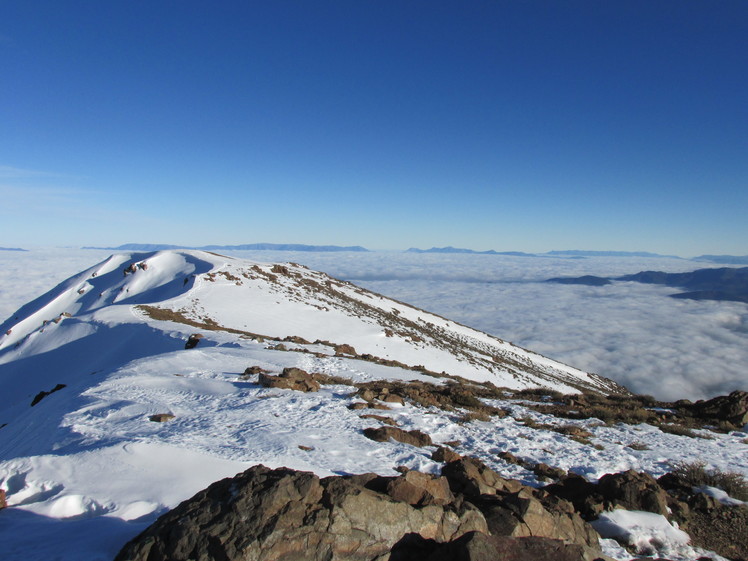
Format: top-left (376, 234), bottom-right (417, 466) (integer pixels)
top-left (2, 1), bottom-right (746, 255)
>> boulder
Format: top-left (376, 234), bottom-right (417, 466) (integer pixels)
top-left (114, 465), bottom-right (487, 561)
top-left (149, 413), bottom-right (175, 423)
top-left (363, 426), bottom-right (433, 447)
top-left (334, 343), bottom-right (357, 356)
top-left (441, 457), bottom-right (522, 497)
top-left (431, 446), bottom-right (462, 463)
top-left (690, 390), bottom-right (748, 427)
top-left (385, 470), bottom-right (455, 506)
top-left (258, 367), bottom-right (320, 392)
top-left (425, 532), bottom-right (600, 561)
top-left (184, 333), bottom-right (203, 349)
top-left (533, 462), bottom-right (567, 481)
top-left (597, 469), bottom-right (669, 516)
top-left (474, 490), bottom-right (598, 548)
top-left (0, 489), bottom-right (6, 509)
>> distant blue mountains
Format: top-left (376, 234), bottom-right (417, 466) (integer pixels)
top-left (84, 243), bottom-right (370, 252)
top-left (547, 267), bottom-right (748, 304)
top-left (406, 247), bottom-right (681, 258)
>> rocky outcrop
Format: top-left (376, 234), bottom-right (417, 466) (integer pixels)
top-left (690, 390), bottom-right (748, 428)
top-left (595, 470), bottom-right (669, 516)
top-left (363, 426), bottom-right (433, 447)
top-left (422, 532), bottom-right (602, 561)
top-left (115, 460), bottom-right (606, 561)
top-left (184, 333), bottom-right (203, 349)
top-left (114, 465), bottom-right (487, 561)
top-left (30, 383), bottom-right (66, 407)
top-left (258, 367), bottom-right (320, 392)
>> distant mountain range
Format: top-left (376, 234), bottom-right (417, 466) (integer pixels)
top-left (83, 243), bottom-right (370, 252)
top-left (0, 247), bottom-right (27, 252)
top-left (547, 266), bottom-right (748, 304)
top-left (406, 247), bottom-right (679, 258)
top-left (693, 254), bottom-right (748, 265)
top-left (406, 246), bottom-right (535, 256)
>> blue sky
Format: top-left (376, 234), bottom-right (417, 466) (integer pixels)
top-left (1, 1), bottom-right (746, 255)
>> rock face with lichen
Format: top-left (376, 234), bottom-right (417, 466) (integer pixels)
top-left (115, 461), bottom-right (604, 561)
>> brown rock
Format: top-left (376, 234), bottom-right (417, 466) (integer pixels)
top-left (258, 367), bottom-right (320, 392)
top-left (542, 474), bottom-right (605, 520)
top-left (242, 365), bottom-right (268, 377)
top-left (533, 462), bottom-right (567, 481)
top-left (115, 465), bottom-right (487, 561)
top-left (475, 489), bottom-right (598, 548)
top-left (597, 469), bottom-right (669, 516)
top-left (425, 532), bottom-right (599, 561)
top-left (441, 457), bottom-right (522, 497)
top-left (386, 471), bottom-right (455, 506)
top-left (432, 446), bottom-right (462, 463)
top-left (0, 489), bottom-right (7, 509)
top-left (363, 426), bottom-right (433, 447)
top-left (334, 343), bottom-right (357, 356)
top-left (149, 414), bottom-right (175, 422)
top-left (690, 390), bottom-right (748, 427)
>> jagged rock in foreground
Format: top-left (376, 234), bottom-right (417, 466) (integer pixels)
top-left (115, 461), bottom-right (605, 561)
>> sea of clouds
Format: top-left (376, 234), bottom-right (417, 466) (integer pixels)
top-left (2, 248), bottom-right (746, 402)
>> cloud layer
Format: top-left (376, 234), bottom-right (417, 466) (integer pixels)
top-left (2, 249), bottom-right (746, 401)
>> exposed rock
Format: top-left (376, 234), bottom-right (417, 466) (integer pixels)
top-left (334, 343), bottom-right (357, 356)
top-left (597, 469), bottom-right (669, 516)
top-left (441, 457), bottom-right (522, 497)
top-left (363, 426), bottom-right (433, 447)
top-left (30, 383), bottom-right (67, 407)
top-left (543, 470), bottom-right (669, 520)
top-left (475, 489), bottom-right (598, 548)
top-left (385, 471), bottom-right (455, 506)
top-left (258, 367), bottom-right (320, 392)
top-left (115, 465), bottom-right (487, 561)
top-left (149, 413), bottom-right (175, 422)
top-left (690, 390), bottom-right (748, 428)
top-left (541, 474), bottom-right (604, 520)
top-left (348, 401), bottom-right (392, 411)
top-left (184, 333), bottom-right (203, 349)
top-left (283, 335), bottom-right (310, 345)
top-left (424, 532), bottom-right (602, 561)
top-left (498, 450), bottom-right (523, 466)
top-left (240, 365), bottom-right (269, 378)
top-left (0, 489), bottom-right (6, 509)
top-left (533, 462), bottom-right (567, 481)
top-left (431, 445), bottom-right (462, 463)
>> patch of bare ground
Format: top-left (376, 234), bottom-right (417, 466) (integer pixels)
top-left (137, 305), bottom-right (269, 341)
top-left (515, 388), bottom-right (748, 434)
top-left (353, 379), bottom-right (508, 419)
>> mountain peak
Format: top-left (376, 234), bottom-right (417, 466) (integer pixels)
top-left (1, 250), bottom-right (620, 400)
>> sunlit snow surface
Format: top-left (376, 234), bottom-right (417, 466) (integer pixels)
top-left (0, 248), bottom-right (747, 561)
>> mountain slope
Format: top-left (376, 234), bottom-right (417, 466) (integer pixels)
top-left (0, 250), bottom-right (620, 399)
top-left (9, 251), bottom-right (747, 560)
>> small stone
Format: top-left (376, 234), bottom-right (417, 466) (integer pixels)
top-left (149, 414), bottom-right (175, 422)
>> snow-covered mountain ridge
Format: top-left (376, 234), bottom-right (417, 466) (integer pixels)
top-left (0, 250), bottom-right (620, 396)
